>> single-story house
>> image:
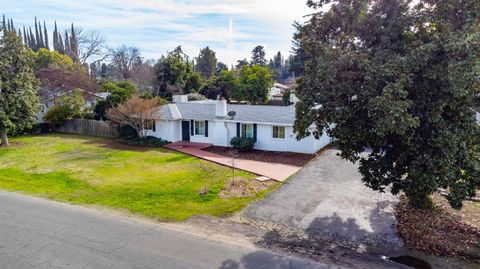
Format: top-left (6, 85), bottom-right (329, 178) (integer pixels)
top-left (148, 95), bottom-right (331, 154)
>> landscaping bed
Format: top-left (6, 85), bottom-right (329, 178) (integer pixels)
top-left (396, 195), bottom-right (480, 263)
top-left (0, 134), bottom-right (278, 221)
top-left (203, 146), bottom-right (316, 167)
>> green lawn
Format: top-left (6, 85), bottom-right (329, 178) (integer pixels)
top-left (0, 134), bottom-right (277, 221)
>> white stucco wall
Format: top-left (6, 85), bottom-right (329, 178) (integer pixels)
top-left (151, 119), bottom-right (331, 154)
top-left (150, 120), bottom-right (181, 142)
top-left (190, 120), bottom-right (215, 144)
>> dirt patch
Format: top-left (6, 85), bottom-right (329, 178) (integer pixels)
top-left (432, 194), bottom-right (480, 230)
top-left (204, 146), bottom-right (316, 167)
top-left (396, 196), bottom-right (480, 263)
top-left (220, 177), bottom-right (275, 199)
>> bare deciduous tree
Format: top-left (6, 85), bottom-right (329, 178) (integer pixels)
top-left (109, 45), bottom-right (141, 80)
top-left (77, 29), bottom-right (107, 64)
top-left (106, 97), bottom-right (163, 138)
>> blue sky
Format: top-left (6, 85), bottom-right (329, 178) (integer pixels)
top-left (2, 0), bottom-right (312, 65)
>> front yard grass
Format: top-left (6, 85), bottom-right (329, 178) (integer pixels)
top-left (0, 134), bottom-right (278, 221)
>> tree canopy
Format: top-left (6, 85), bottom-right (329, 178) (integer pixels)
top-left (238, 65), bottom-right (273, 104)
top-left (294, 0), bottom-right (480, 209)
top-left (0, 29), bottom-right (39, 146)
top-left (195, 46), bottom-right (217, 78)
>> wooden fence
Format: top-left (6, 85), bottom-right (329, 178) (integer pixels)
top-left (57, 119), bottom-right (119, 138)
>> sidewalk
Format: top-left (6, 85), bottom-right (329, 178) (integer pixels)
top-left (164, 142), bottom-right (301, 182)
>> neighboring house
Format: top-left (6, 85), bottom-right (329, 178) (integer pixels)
top-left (36, 89), bottom-right (110, 123)
top-left (148, 95), bottom-right (331, 154)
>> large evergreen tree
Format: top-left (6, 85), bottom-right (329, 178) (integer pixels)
top-left (251, 45), bottom-right (267, 66)
top-left (0, 28), bottom-right (39, 146)
top-left (294, 0), bottom-right (480, 209)
top-left (195, 46), bottom-right (217, 78)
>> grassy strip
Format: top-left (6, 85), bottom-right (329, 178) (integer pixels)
top-left (0, 134), bottom-right (278, 221)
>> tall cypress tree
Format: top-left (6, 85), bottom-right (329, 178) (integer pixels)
top-left (29, 27), bottom-right (35, 50)
top-left (43, 21), bottom-right (49, 50)
top-left (58, 32), bottom-right (64, 54)
top-left (38, 21), bottom-right (44, 48)
top-left (64, 30), bottom-right (70, 55)
top-left (22, 26), bottom-right (27, 45)
top-left (52, 21), bottom-right (58, 51)
top-left (2, 15), bottom-right (5, 31)
top-left (69, 23), bottom-right (78, 62)
top-left (34, 17), bottom-right (40, 50)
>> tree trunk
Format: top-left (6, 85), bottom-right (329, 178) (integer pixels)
top-left (0, 127), bottom-right (9, 147)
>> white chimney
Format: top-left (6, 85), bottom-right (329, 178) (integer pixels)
top-left (172, 95), bottom-right (188, 103)
top-left (215, 98), bottom-right (227, 118)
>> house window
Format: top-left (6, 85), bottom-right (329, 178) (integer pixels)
top-left (241, 124), bottom-right (254, 138)
top-left (195, 121), bottom-right (206, 136)
top-left (273, 126), bottom-right (286, 139)
top-left (145, 120), bottom-right (156, 131)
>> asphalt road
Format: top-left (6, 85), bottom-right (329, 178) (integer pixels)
top-left (0, 191), bottom-right (336, 269)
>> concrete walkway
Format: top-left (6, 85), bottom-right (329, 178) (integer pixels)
top-left (164, 142), bottom-right (301, 182)
top-left (244, 149), bottom-right (403, 252)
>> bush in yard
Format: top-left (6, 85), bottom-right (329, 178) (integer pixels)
top-left (230, 137), bottom-right (255, 152)
top-left (43, 89), bottom-right (85, 128)
top-left (122, 136), bottom-right (168, 147)
top-left (119, 125), bottom-right (139, 140)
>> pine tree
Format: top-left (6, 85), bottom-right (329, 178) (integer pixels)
top-left (43, 21), bottom-right (49, 50)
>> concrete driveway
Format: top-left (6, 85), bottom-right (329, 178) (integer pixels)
top-left (244, 149), bottom-right (403, 251)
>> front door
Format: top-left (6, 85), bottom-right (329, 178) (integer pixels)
top-left (181, 121), bottom-right (190, 141)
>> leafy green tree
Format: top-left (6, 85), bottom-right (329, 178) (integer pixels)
top-left (184, 72), bottom-right (204, 94)
top-left (251, 45), bottom-right (267, 66)
top-left (44, 89), bottom-right (85, 128)
top-left (94, 81), bottom-right (137, 120)
top-left (216, 70), bottom-right (240, 101)
top-left (294, 0), bottom-right (480, 209)
top-left (238, 65), bottom-right (273, 104)
top-left (0, 29), bottom-right (39, 146)
top-left (153, 54), bottom-right (191, 99)
top-left (236, 58), bottom-right (249, 69)
top-left (31, 48), bottom-right (76, 71)
top-left (195, 46), bottom-right (217, 78)
top-left (216, 62), bottom-right (228, 76)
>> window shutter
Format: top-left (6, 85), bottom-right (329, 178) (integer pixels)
top-left (190, 120), bottom-right (194, 135)
top-left (153, 121), bottom-right (156, 132)
top-left (236, 123), bottom-right (240, 137)
top-left (205, 121), bottom-right (209, 137)
top-left (253, 124), bottom-right (257, 142)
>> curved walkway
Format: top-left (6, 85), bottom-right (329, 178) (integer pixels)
top-left (164, 142), bottom-right (301, 182)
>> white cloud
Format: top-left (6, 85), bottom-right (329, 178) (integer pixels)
top-left (2, 0), bottom-right (313, 65)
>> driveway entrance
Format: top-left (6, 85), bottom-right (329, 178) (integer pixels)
top-left (244, 149), bottom-right (403, 250)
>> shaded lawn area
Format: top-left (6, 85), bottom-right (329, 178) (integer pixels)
top-left (0, 134), bottom-right (278, 221)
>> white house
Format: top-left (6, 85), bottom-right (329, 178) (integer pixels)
top-left (148, 95), bottom-right (331, 154)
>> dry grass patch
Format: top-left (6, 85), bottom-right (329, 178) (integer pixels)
top-left (220, 177), bottom-right (276, 199)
